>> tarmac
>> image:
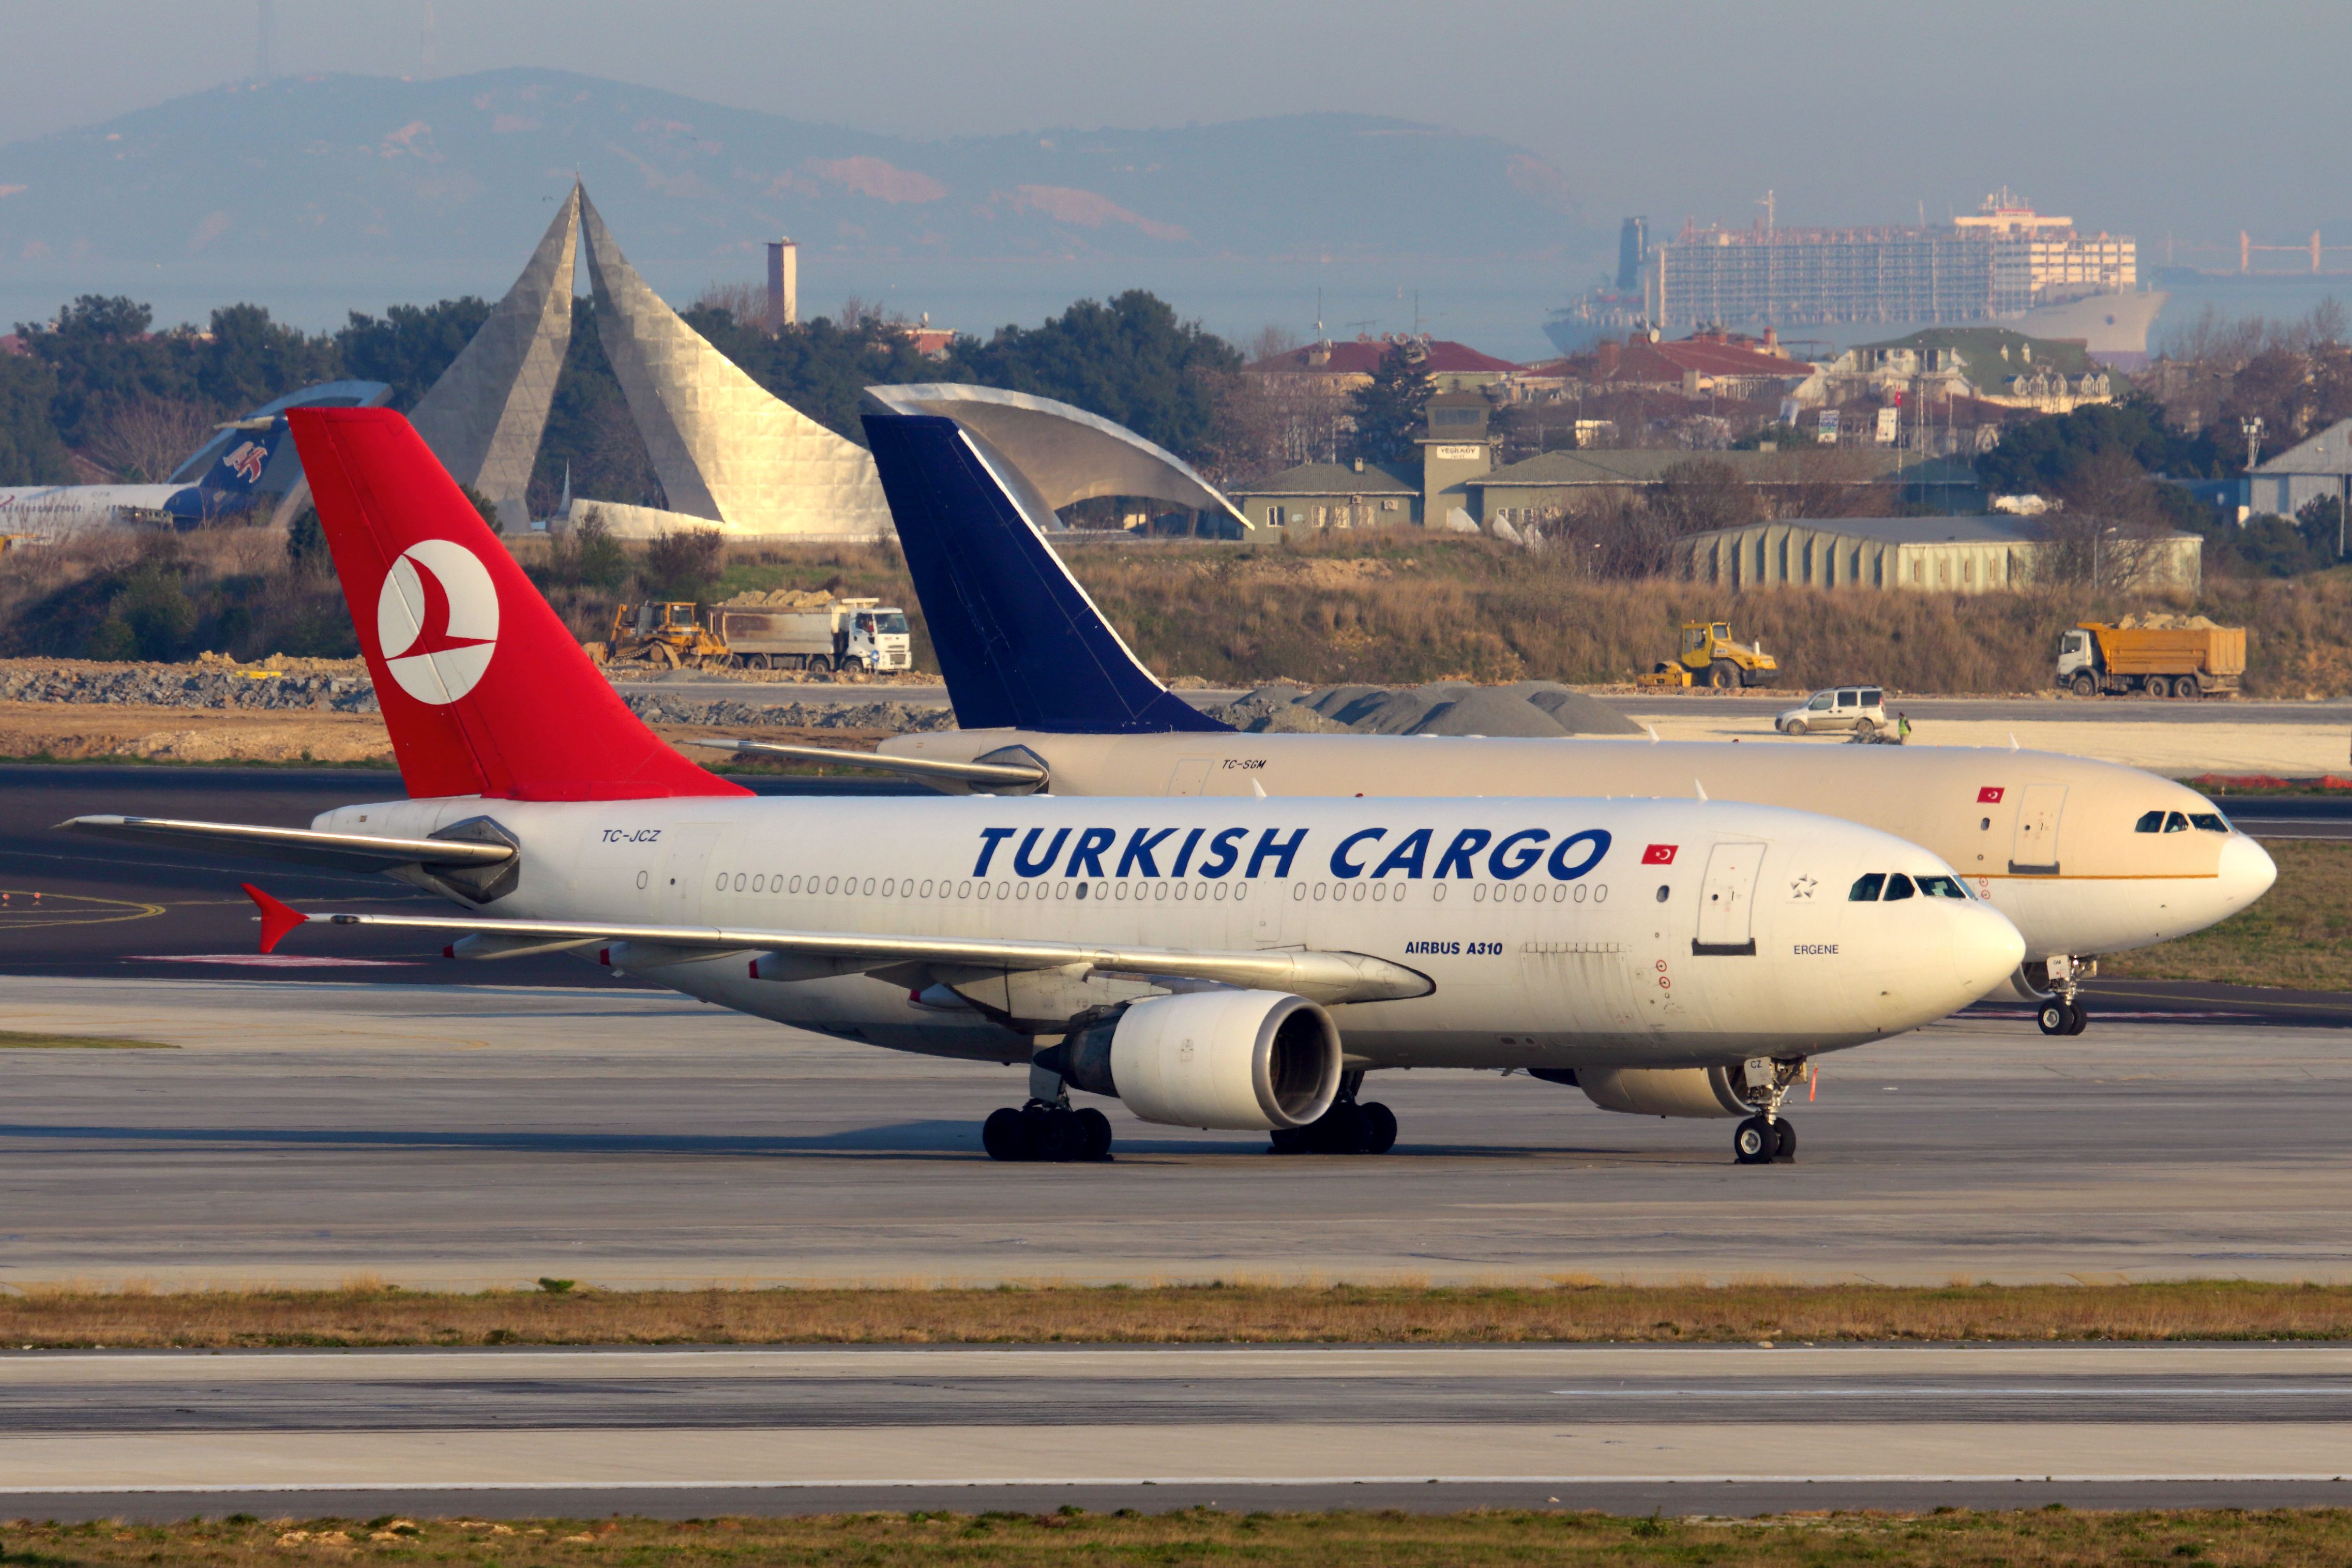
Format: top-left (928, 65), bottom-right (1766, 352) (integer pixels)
top-left (4, 976), bottom-right (2351, 1291)
top-left (6, 1344), bottom-right (2352, 1519)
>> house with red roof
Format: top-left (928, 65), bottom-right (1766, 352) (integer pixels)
top-left (1247, 334), bottom-right (1523, 394)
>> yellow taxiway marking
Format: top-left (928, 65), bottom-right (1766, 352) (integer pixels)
top-left (0, 891), bottom-right (166, 932)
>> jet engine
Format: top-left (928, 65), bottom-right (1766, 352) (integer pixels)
top-left (1043, 990), bottom-right (1343, 1130)
top-left (1573, 1064), bottom-right (1748, 1119)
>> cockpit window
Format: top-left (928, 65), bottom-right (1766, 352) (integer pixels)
top-left (1916, 874), bottom-right (1968, 899)
top-left (1848, 872), bottom-right (1886, 901)
top-left (2134, 810), bottom-right (2164, 833)
top-left (1882, 872), bottom-right (1917, 901)
top-left (2164, 811), bottom-right (2190, 833)
top-left (2190, 813), bottom-right (2229, 833)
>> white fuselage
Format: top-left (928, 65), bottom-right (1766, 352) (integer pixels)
top-left (0, 484), bottom-right (184, 535)
top-left (880, 730), bottom-right (2280, 963)
top-left (315, 792), bottom-right (2025, 1073)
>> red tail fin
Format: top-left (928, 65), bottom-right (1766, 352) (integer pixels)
top-left (288, 409), bottom-right (745, 801)
top-left (242, 883), bottom-right (308, 955)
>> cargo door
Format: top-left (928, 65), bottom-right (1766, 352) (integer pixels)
top-left (2009, 783), bottom-right (2065, 875)
top-left (1166, 758), bottom-right (1212, 796)
top-left (1693, 841), bottom-right (1763, 956)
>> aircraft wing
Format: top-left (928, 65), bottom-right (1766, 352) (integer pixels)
top-left (63, 816), bottom-right (516, 875)
top-left (238, 885), bottom-right (1431, 1007)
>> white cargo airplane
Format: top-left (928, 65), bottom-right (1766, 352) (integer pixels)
top-left (63, 410), bottom-right (2025, 1167)
top-left (744, 412), bottom-right (2276, 1047)
top-left (0, 379), bottom-right (390, 537)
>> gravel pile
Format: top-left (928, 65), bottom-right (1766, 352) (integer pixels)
top-left (0, 662), bottom-right (381, 713)
top-left (1207, 681), bottom-right (1644, 738)
top-left (618, 695), bottom-right (956, 732)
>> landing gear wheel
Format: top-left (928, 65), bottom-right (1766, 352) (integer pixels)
top-left (1361, 1102), bottom-right (1399, 1155)
top-left (1034, 1108), bottom-right (1085, 1164)
top-left (2037, 1000), bottom-right (2070, 1035)
top-left (2071, 673), bottom-right (2097, 698)
top-left (1317, 1102), bottom-right (1373, 1153)
top-left (1772, 1119), bottom-right (1798, 1164)
top-left (1072, 1106), bottom-right (1114, 1161)
top-left (982, 1106), bottom-right (1034, 1163)
top-left (2063, 999), bottom-right (2089, 1036)
top-left (1733, 1117), bottom-right (1775, 1165)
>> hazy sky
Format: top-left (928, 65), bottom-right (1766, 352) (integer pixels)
top-left (1, 0), bottom-right (2345, 259)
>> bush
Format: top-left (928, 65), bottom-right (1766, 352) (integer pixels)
top-left (641, 526), bottom-right (725, 603)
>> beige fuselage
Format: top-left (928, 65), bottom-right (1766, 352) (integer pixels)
top-left (880, 731), bottom-right (2276, 963)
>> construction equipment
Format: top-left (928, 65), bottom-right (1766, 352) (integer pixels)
top-left (708, 593), bottom-right (913, 672)
top-left (593, 592), bottom-right (916, 672)
top-left (2058, 616), bottom-right (2244, 699)
top-left (1639, 621), bottom-right (1783, 689)
top-left (597, 601), bottom-right (734, 670)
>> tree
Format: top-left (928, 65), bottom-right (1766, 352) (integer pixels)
top-left (1975, 396), bottom-right (2198, 494)
top-left (336, 298), bottom-right (494, 411)
top-left (0, 353), bottom-right (70, 485)
top-left (954, 291), bottom-right (1240, 460)
top-left (192, 303), bottom-right (339, 414)
top-left (2030, 450), bottom-right (2179, 589)
top-left (640, 526), bottom-right (724, 602)
top-left (458, 483), bottom-right (501, 535)
top-left (1348, 343), bottom-right (1434, 464)
top-left (1650, 459), bottom-right (1760, 536)
top-left (85, 398), bottom-right (215, 483)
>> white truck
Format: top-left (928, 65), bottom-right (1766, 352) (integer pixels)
top-left (707, 595), bottom-right (915, 672)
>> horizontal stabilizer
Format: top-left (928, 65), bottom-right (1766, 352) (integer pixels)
top-left (60, 816), bottom-right (516, 873)
top-left (688, 737), bottom-right (1047, 792)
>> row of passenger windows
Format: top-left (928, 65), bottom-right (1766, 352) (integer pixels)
top-left (1848, 872), bottom-right (1970, 902)
top-left (712, 870), bottom-right (1617, 909)
top-left (715, 871), bottom-right (1250, 904)
top-left (2136, 810), bottom-right (2230, 834)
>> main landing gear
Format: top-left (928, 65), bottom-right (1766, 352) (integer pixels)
top-left (1732, 1057), bottom-right (1804, 1167)
top-left (982, 1100), bottom-right (1113, 1163)
top-left (2032, 955), bottom-right (2093, 1037)
top-left (1269, 1072), bottom-right (1399, 1155)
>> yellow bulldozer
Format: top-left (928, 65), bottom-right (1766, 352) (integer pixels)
top-left (594, 601), bottom-right (734, 670)
top-left (1638, 620), bottom-right (1782, 690)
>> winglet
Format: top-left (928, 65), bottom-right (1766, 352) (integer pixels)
top-left (240, 883), bottom-right (309, 955)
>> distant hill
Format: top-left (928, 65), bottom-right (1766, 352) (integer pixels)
top-left (0, 69), bottom-right (1595, 349)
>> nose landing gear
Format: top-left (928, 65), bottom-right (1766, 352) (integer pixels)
top-left (2031, 955), bottom-right (2094, 1036)
top-left (1732, 1057), bottom-right (1804, 1167)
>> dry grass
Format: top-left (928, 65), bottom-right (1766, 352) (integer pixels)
top-left (6, 1508), bottom-right (2349, 1563)
top-left (7, 1280), bottom-right (2352, 1349)
top-left (2105, 839), bottom-right (2352, 990)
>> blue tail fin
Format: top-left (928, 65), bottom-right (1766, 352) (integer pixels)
top-left (864, 413), bottom-right (1229, 734)
top-left (193, 418), bottom-right (290, 500)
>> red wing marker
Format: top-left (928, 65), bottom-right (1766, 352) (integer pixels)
top-left (240, 883), bottom-right (310, 955)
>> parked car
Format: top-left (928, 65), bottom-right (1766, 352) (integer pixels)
top-left (1775, 686), bottom-right (1887, 736)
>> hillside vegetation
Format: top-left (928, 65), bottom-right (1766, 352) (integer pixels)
top-left (8, 525), bottom-right (2352, 697)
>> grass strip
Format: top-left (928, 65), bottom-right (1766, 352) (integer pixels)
top-left (2105, 839), bottom-right (2352, 991)
top-left (3, 1507), bottom-right (2347, 1564)
top-left (0, 1031), bottom-right (173, 1049)
top-left (8, 1279), bottom-right (2352, 1349)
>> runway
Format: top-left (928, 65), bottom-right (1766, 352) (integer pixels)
top-left (5, 976), bottom-right (2352, 1289)
top-left (8, 1343), bottom-right (2352, 1519)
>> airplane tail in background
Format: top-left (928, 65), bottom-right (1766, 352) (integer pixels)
top-left (287, 408), bottom-right (747, 802)
top-left (187, 418), bottom-right (292, 506)
top-left (863, 412), bottom-right (1229, 735)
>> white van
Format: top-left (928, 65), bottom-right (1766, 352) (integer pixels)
top-left (1775, 686), bottom-right (1887, 736)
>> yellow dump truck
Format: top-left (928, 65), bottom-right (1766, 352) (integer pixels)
top-left (2057, 619), bottom-right (2244, 699)
top-left (1639, 621), bottom-right (1783, 690)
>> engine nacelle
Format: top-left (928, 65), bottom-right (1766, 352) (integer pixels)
top-left (1575, 1064), bottom-right (1748, 1119)
top-left (1047, 990), bottom-right (1343, 1130)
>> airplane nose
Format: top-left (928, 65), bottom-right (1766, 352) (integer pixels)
top-left (1952, 901), bottom-right (2028, 1003)
top-left (2217, 834), bottom-right (2278, 914)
